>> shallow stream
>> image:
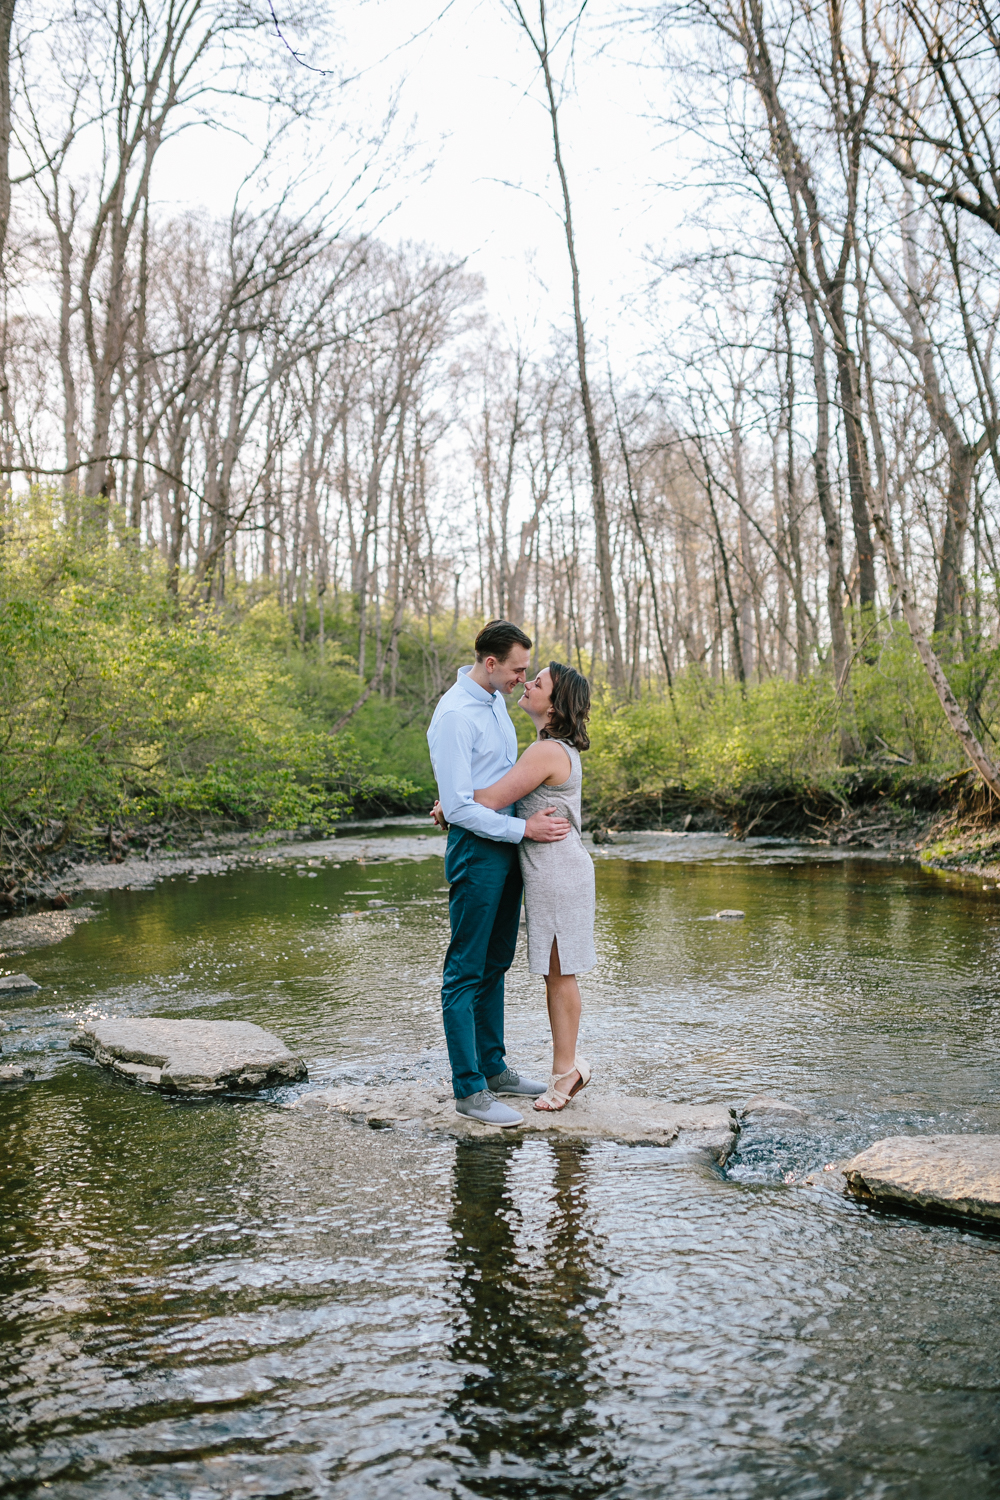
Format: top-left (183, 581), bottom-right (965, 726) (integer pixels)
top-left (2, 831), bottom-right (999, 1497)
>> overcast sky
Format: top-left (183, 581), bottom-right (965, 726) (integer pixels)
top-left (156, 1), bottom-right (697, 366)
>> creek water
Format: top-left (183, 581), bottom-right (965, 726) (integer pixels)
top-left (1, 830), bottom-right (999, 1498)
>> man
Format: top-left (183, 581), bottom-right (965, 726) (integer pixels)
top-left (427, 620), bottom-right (571, 1126)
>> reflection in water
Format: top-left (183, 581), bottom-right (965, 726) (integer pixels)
top-left (446, 1137), bottom-right (621, 1498)
top-left (3, 850), bottom-right (1000, 1495)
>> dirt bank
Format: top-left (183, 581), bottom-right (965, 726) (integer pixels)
top-left (3, 772), bottom-right (999, 931)
top-left (590, 767), bottom-right (1000, 875)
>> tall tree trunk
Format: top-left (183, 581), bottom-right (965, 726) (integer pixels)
top-left (611, 381), bottom-right (677, 709)
top-left (55, 213), bottom-right (81, 489)
top-left (777, 305), bottom-right (810, 678)
top-left (0, 0), bottom-right (15, 490)
top-left (734, 0), bottom-right (878, 617)
top-left (512, 1), bottom-right (625, 689)
top-left (890, 193), bottom-right (988, 640)
top-left (936, 445), bottom-right (980, 637)
top-left (830, 333), bottom-right (878, 610)
top-left (0, 0), bottom-right (12, 270)
top-left (802, 289), bottom-right (852, 688)
top-left (696, 442), bottom-right (746, 688)
top-left (130, 191), bottom-right (150, 532)
top-left (730, 416), bottom-right (755, 679)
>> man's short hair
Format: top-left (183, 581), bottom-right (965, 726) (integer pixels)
top-left (474, 619), bottom-right (532, 662)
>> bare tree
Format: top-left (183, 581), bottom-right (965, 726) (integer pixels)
top-left (506, 0), bottom-right (626, 689)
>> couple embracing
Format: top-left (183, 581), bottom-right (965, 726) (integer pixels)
top-left (427, 619), bottom-right (595, 1128)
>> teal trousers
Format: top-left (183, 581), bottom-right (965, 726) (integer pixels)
top-left (441, 827), bottom-right (523, 1098)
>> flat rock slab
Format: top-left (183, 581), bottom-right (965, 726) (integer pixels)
top-left (0, 974), bottom-right (41, 993)
top-left (295, 1082), bottom-right (738, 1159)
top-left (844, 1135), bottom-right (1000, 1224)
top-left (71, 1018), bottom-right (307, 1093)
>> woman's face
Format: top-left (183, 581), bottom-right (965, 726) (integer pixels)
top-left (519, 667), bottom-right (553, 719)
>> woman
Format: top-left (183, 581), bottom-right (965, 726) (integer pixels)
top-left (442, 661), bottom-right (595, 1112)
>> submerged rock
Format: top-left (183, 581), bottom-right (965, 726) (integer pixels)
top-left (294, 1081), bottom-right (738, 1160)
top-left (0, 908), bottom-right (95, 954)
top-left (71, 1018), bottom-right (307, 1093)
top-left (716, 909), bottom-right (745, 920)
top-left (802, 1163), bottom-right (849, 1193)
top-left (0, 973), bottom-right (41, 993)
top-left (0, 1063), bottom-right (35, 1082)
top-left (843, 1135), bottom-right (1000, 1224)
top-left (741, 1095), bottom-right (810, 1124)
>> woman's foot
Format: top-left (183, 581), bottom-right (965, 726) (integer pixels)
top-left (533, 1056), bottom-right (591, 1111)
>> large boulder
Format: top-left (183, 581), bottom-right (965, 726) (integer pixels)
top-left (295, 1082), bottom-right (738, 1160)
top-left (843, 1134), bottom-right (1000, 1224)
top-left (71, 1018), bottom-right (307, 1093)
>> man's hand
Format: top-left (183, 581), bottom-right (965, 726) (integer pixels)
top-left (430, 800), bottom-right (448, 831)
top-left (524, 807), bottom-right (571, 842)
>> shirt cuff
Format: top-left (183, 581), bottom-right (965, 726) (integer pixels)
top-left (504, 816), bottom-right (526, 844)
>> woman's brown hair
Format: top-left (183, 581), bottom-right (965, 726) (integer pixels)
top-left (540, 660), bottom-right (591, 751)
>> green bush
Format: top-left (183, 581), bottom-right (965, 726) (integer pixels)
top-left (583, 624), bottom-right (985, 826)
top-left (4, 491), bottom-right (992, 860)
top-left (0, 493), bottom-right (415, 852)
top-left (585, 672), bottom-right (836, 816)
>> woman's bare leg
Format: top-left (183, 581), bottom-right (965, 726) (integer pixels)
top-left (537, 937), bottom-right (581, 1106)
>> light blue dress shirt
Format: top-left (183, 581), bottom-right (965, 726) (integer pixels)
top-left (427, 666), bottom-right (526, 844)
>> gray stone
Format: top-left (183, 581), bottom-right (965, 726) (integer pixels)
top-left (801, 1163), bottom-right (849, 1192)
top-left (294, 1081), bottom-right (738, 1161)
top-left (71, 1018), bottom-right (307, 1093)
top-left (0, 973), bottom-right (41, 993)
top-left (0, 1063), bottom-right (35, 1082)
top-left (741, 1094), bottom-right (810, 1124)
top-left (843, 1134), bottom-right (1000, 1224)
top-left (716, 909), bottom-right (745, 920)
top-left (0, 908), bottom-right (95, 953)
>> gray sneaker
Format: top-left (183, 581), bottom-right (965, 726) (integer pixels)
top-left (455, 1089), bottom-right (524, 1127)
top-left (486, 1066), bottom-right (546, 1097)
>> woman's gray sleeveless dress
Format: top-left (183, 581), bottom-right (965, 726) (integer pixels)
top-left (515, 742), bottom-right (597, 976)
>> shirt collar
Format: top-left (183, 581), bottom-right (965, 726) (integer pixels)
top-left (456, 664), bottom-right (497, 705)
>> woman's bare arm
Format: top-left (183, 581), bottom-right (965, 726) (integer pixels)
top-left (473, 741), bottom-right (572, 809)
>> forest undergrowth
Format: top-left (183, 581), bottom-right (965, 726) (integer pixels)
top-left (3, 494), bottom-right (1000, 904)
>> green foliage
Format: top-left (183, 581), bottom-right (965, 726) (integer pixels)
top-left (282, 607), bottom-right (475, 800)
top-left (586, 676), bottom-right (825, 822)
top-left (4, 491), bottom-right (992, 855)
top-left (584, 624), bottom-right (980, 826)
top-left (850, 623), bottom-right (967, 766)
top-left (0, 492), bottom-right (415, 845)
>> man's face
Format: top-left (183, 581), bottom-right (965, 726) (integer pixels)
top-left (483, 645), bottom-right (530, 695)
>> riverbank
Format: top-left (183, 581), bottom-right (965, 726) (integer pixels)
top-left (0, 818), bottom-right (446, 934)
top-left (589, 766), bottom-right (1000, 877)
top-left (3, 775), bottom-right (1000, 927)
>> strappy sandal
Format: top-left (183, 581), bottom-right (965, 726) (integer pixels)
top-left (533, 1056), bottom-right (591, 1112)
